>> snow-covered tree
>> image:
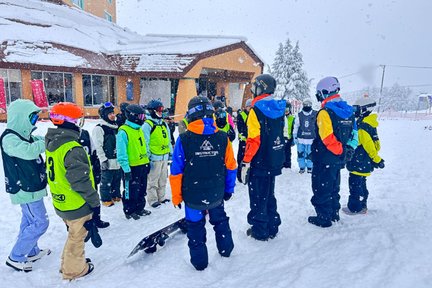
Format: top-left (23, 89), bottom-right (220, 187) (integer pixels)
top-left (271, 39), bottom-right (310, 100)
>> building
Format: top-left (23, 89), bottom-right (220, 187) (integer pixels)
top-left (44, 0), bottom-right (117, 23)
top-left (0, 0), bottom-right (263, 121)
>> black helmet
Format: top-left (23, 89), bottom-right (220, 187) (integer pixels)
top-left (250, 74), bottom-right (276, 97)
top-left (98, 102), bottom-right (115, 124)
top-left (125, 104), bottom-right (145, 125)
top-left (119, 102), bottom-right (129, 113)
top-left (213, 100), bottom-right (225, 110)
top-left (187, 96), bottom-right (214, 122)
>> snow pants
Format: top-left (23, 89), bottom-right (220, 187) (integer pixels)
top-left (185, 203), bottom-right (234, 271)
top-left (237, 140), bottom-right (246, 181)
top-left (146, 160), bottom-right (168, 205)
top-left (347, 173), bottom-right (369, 213)
top-left (247, 173), bottom-right (281, 240)
top-left (311, 163), bottom-right (342, 221)
top-left (284, 137), bottom-right (293, 168)
top-left (122, 164), bottom-right (150, 217)
top-left (61, 214), bottom-right (92, 280)
top-left (9, 199), bottom-right (49, 262)
top-left (100, 169), bottom-right (122, 201)
top-left (297, 143), bottom-right (313, 170)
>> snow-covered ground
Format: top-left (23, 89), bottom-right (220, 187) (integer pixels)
top-left (0, 118), bottom-right (431, 288)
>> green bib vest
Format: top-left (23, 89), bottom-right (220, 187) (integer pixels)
top-left (118, 125), bottom-right (149, 166)
top-left (286, 115), bottom-right (295, 139)
top-left (145, 120), bottom-right (171, 155)
top-left (239, 111), bottom-right (248, 141)
top-left (46, 141), bottom-right (93, 212)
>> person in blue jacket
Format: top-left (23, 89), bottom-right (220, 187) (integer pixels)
top-left (169, 96), bottom-right (237, 271)
top-left (0, 99), bottom-right (50, 272)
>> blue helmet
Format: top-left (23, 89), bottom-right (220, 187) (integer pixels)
top-left (315, 77), bottom-right (340, 102)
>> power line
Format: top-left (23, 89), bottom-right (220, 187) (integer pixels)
top-left (386, 65), bottom-right (432, 69)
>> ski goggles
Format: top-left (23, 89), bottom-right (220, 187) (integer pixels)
top-left (29, 112), bottom-right (40, 125)
top-left (50, 113), bottom-right (85, 127)
top-left (216, 110), bottom-right (227, 119)
top-left (103, 102), bottom-right (114, 108)
top-left (155, 106), bottom-right (164, 113)
top-left (138, 114), bottom-right (146, 121)
top-left (187, 104), bottom-right (214, 116)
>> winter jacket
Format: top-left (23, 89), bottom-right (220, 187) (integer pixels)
top-left (169, 118), bottom-right (237, 209)
top-left (0, 99), bottom-right (47, 205)
top-left (142, 115), bottom-right (172, 161)
top-left (347, 113), bottom-right (382, 176)
top-left (45, 127), bottom-right (100, 220)
top-left (243, 94), bottom-right (286, 176)
top-left (92, 120), bottom-right (120, 170)
top-left (79, 129), bottom-right (101, 185)
top-left (116, 120), bottom-right (150, 173)
top-left (311, 94), bottom-right (358, 165)
top-left (293, 110), bottom-right (318, 144)
top-left (237, 110), bottom-right (248, 141)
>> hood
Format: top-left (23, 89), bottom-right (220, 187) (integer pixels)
top-left (100, 119), bottom-right (118, 129)
top-left (188, 118), bottom-right (218, 135)
top-left (6, 99), bottom-right (41, 139)
top-left (253, 95), bottom-right (286, 119)
top-left (362, 113), bottom-right (378, 128)
top-left (323, 96), bottom-right (354, 119)
top-left (45, 127), bottom-right (80, 152)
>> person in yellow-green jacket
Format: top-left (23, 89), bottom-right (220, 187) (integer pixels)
top-left (116, 104), bottom-right (151, 220)
top-left (236, 98), bottom-right (252, 181)
top-left (344, 96), bottom-right (384, 215)
top-left (213, 100), bottom-right (236, 142)
top-left (46, 102), bottom-right (105, 280)
top-left (143, 99), bottom-right (173, 208)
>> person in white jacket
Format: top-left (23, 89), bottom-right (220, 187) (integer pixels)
top-left (293, 99), bottom-right (318, 173)
top-left (92, 102), bottom-right (122, 207)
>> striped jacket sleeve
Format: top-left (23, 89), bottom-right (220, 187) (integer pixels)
top-left (169, 137), bottom-right (185, 206)
top-left (224, 140), bottom-right (237, 193)
top-left (243, 108), bottom-right (261, 163)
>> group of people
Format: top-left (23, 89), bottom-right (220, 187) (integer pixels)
top-left (1, 73), bottom-right (384, 279)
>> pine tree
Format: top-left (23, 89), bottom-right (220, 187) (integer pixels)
top-left (271, 39), bottom-right (310, 100)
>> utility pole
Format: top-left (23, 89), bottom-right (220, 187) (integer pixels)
top-left (377, 65), bottom-right (386, 113)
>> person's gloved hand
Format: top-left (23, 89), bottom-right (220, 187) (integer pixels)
top-left (84, 220), bottom-right (102, 248)
top-left (101, 160), bottom-right (109, 170)
top-left (344, 145), bottom-right (355, 162)
top-left (373, 159), bottom-right (385, 169)
top-left (240, 162), bottom-right (251, 185)
top-left (124, 172), bottom-right (131, 182)
top-left (223, 192), bottom-right (232, 201)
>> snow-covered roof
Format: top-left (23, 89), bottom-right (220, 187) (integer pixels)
top-left (0, 0), bottom-right (257, 73)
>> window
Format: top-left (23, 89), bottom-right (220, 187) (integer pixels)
top-left (83, 74), bottom-right (116, 106)
top-left (31, 71), bottom-right (74, 105)
top-left (104, 11), bottom-right (112, 22)
top-left (0, 69), bottom-right (22, 104)
top-left (72, 0), bottom-right (84, 9)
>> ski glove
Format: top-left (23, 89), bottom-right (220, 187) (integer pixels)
top-left (373, 159), bottom-right (385, 169)
top-left (344, 145), bottom-right (355, 162)
top-left (223, 192), bottom-right (232, 201)
top-left (101, 160), bottom-right (109, 170)
top-left (84, 220), bottom-right (102, 248)
top-left (124, 172), bottom-right (131, 182)
top-left (240, 162), bottom-right (251, 185)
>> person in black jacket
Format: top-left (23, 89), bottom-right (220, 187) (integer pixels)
top-left (236, 98), bottom-right (252, 181)
top-left (115, 102), bottom-right (129, 127)
top-left (169, 96), bottom-right (237, 271)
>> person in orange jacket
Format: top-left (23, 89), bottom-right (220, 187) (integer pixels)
top-left (239, 74), bottom-right (286, 241)
top-left (169, 96), bottom-right (237, 271)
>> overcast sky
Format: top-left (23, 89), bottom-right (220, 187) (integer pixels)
top-left (117, 0), bottom-right (432, 95)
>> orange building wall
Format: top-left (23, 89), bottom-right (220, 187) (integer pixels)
top-left (174, 47), bottom-right (262, 119)
top-left (62, 0), bottom-right (116, 23)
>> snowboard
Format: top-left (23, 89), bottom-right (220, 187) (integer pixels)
top-left (128, 218), bottom-right (187, 258)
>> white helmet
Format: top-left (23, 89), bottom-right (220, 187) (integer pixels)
top-left (354, 96), bottom-right (376, 117)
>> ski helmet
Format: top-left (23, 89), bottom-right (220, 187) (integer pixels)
top-left (315, 77), bottom-right (340, 102)
top-left (50, 102), bottom-right (84, 128)
top-left (147, 99), bottom-right (164, 119)
top-left (125, 104), bottom-right (146, 125)
top-left (213, 100), bottom-right (225, 110)
top-left (98, 102), bottom-right (115, 124)
top-left (353, 96), bottom-right (376, 117)
top-left (187, 96), bottom-right (214, 122)
top-left (119, 102), bottom-right (129, 113)
top-left (250, 74), bottom-right (276, 97)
